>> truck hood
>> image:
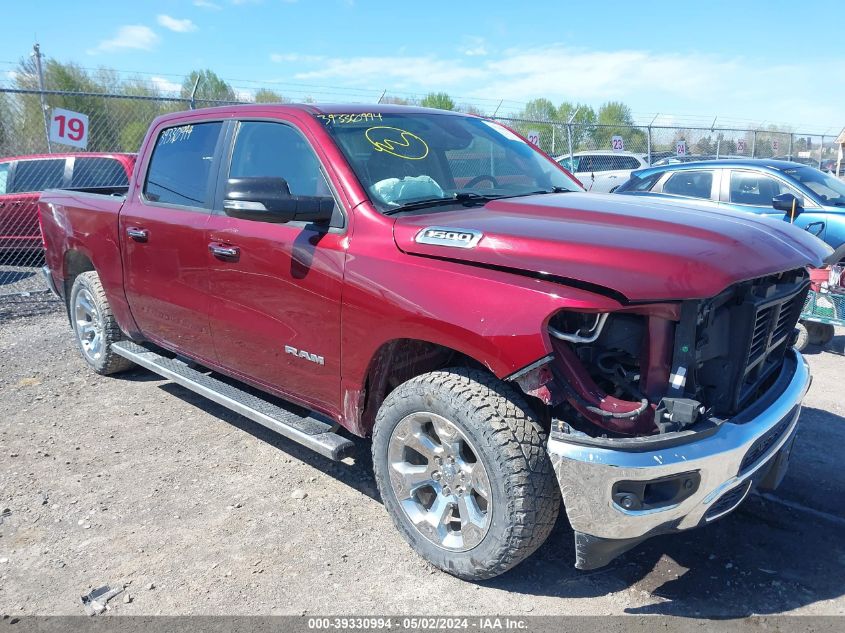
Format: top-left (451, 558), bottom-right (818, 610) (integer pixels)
top-left (392, 192), bottom-right (831, 302)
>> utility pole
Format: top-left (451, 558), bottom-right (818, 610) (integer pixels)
top-left (32, 43), bottom-right (52, 153)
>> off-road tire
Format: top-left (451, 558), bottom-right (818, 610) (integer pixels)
top-left (794, 322), bottom-right (809, 351)
top-left (69, 271), bottom-right (134, 375)
top-left (371, 367), bottom-right (560, 580)
top-left (806, 322), bottom-right (835, 346)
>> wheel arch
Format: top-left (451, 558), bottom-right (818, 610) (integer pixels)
top-left (349, 338), bottom-right (488, 437)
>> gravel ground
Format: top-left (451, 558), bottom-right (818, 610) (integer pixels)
top-left (1, 307), bottom-right (844, 617)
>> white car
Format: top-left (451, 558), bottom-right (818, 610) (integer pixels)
top-left (556, 151), bottom-right (649, 193)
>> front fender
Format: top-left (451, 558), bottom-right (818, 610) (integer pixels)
top-left (339, 247), bottom-right (623, 429)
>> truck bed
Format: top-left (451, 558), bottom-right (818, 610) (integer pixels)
top-left (38, 187), bottom-right (128, 304)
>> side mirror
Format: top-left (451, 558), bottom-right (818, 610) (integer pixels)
top-left (772, 192), bottom-right (804, 218)
top-left (223, 177), bottom-right (334, 224)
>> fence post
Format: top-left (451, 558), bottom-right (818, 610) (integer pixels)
top-left (751, 130), bottom-right (757, 158)
top-left (189, 75), bottom-right (200, 110)
top-left (566, 108), bottom-right (580, 167)
top-left (551, 125), bottom-right (555, 155)
top-left (819, 136), bottom-right (825, 169)
top-left (647, 126), bottom-right (652, 165)
top-left (32, 43), bottom-right (52, 153)
top-left (788, 133), bottom-right (794, 161)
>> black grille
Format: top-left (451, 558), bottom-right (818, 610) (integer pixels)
top-left (739, 406), bottom-right (796, 473)
top-left (706, 481), bottom-right (751, 520)
top-left (736, 276), bottom-right (809, 410)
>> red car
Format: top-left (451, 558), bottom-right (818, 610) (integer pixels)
top-left (0, 152), bottom-right (136, 252)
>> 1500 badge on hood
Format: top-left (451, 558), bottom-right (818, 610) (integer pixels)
top-left (415, 226), bottom-right (483, 248)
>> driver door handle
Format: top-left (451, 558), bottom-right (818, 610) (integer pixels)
top-left (126, 227), bottom-right (149, 242)
top-left (209, 242), bottom-right (240, 261)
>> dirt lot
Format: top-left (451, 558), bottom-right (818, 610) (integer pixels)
top-left (1, 304), bottom-right (844, 617)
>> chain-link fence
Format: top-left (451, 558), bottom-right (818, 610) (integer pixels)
top-left (494, 117), bottom-right (838, 167)
top-left (1, 86), bottom-right (841, 317)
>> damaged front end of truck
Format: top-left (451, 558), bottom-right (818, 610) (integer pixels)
top-left (510, 267), bottom-right (812, 568)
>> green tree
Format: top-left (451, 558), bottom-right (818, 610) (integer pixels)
top-left (592, 101), bottom-right (646, 152)
top-left (420, 92), bottom-right (456, 111)
top-left (513, 98), bottom-right (560, 154)
top-left (381, 95), bottom-right (410, 105)
top-left (14, 57), bottom-right (122, 152)
top-left (557, 101), bottom-right (596, 151)
top-left (254, 88), bottom-right (288, 103)
top-left (181, 69), bottom-right (236, 103)
top-left (459, 103), bottom-right (485, 116)
top-left (695, 135), bottom-right (714, 154)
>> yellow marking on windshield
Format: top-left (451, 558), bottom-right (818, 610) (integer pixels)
top-left (365, 126), bottom-right (429, 160)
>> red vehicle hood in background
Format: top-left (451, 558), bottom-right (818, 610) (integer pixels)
top-left (393, 192), bottom-right (831, 303)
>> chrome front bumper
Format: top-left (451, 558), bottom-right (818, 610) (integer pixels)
top-left (547, 349), bottom-right (810, 569)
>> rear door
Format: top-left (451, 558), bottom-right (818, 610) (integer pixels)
top-left (0, 157), bottom-right (67, 250)
top-left (205, 118), bottom-right (347, 414)
top-left (120, 120), bottom-right (225, 362)
top-left (657, 169), bottom-right (719, 201)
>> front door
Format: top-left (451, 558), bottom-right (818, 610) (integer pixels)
top-left (723, 169), bottom-right (828, 242)
top-left (120, 120), bottom-right (225, 363)
top-left (205, 119), bottom-right (346, 415)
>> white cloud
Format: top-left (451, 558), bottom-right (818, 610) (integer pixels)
top-left (294, 56), bottom-right (485, 88)
top-left (193, 0), bottom-right (221, 8)
top-left (286, 44), bottom-right (843, 128)
top-left (270, 52), bottom-right (324, 63)
top-left (150, 76), bottom-right (182, 94)
top-left (460, 37), bottom-right (488, 57)
top-left (157, 15), bottom-right (198, 33)
top-left (87, 25), bottom-right (159, 54)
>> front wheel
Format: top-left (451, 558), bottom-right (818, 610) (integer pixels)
top-left (69, 271), bottom-right (134, 375)
top-left (371, 368), bottom-right (560, 580)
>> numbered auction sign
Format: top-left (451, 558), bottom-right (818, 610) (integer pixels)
top-left (611, 135), bottom-right (624, 152)
top-left (526, 131), bottom-right (540, 146)
top-left (737, 138), bottom-right (747, 154)
top-left (676, 140), bottom-right (687, 156)
top-left (50, 108), bottom-right (89, 149)
top-left (772, 138), bottom-right (780, 153)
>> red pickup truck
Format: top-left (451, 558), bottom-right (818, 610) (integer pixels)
top-left (39, 105), bottom-right (829, 579)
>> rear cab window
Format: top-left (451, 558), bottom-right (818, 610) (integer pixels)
top-left (9, 158), bottom-right (66, 193)
top-left (143, 122), bottom-right (223, 208)
top-left (71, 157), bottom-right (130, 188)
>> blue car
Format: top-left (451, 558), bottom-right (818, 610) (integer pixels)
top-left (614, 159), bottom-right (845, 253)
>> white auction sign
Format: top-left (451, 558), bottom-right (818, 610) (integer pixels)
top-left (611, 135), bottom-right (624, 152)
top-left (49, 108), bottom-right (89, 149)
top-left (737, 138), bottom-right (747, 154)
top-left (676, 140), bottom-right (687, 156)
top-left (526, 131), bottom-right (540, 146)
top-left (772, 138), bottom-right (780, 153)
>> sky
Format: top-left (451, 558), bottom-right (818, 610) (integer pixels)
top-left (3, 0), bottom-right (844, 132)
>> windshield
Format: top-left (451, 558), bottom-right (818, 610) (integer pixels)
top-left (783, 166), bottom-right (845, 207)
top-left (316, 112), bottom-right (581, 212)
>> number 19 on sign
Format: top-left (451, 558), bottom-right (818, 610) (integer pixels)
top-left (49, 108), bottom-right (89, 149)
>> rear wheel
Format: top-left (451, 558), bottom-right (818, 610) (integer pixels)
top-left (372, 368), bottom-right (560, 580)
top-left (69, 271), bottom-right (133, 375)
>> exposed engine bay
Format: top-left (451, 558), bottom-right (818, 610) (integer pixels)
top-left (515, 269), bottom-right (810, 439)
